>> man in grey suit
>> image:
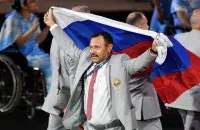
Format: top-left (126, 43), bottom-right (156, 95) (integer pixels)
top-left (42, 38), bottom-right (74, 130)
top-left (42, 6), bottom-right (90, 130)
top-left (126, 12), bottom-right (162, 130)
top-left (44, 8), bottom-right (162, 130)
top-left (166, 9), bottom-right (200, 130)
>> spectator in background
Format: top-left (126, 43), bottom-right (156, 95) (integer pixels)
top-left (171, 0), bottom-right (200, 34)
top-left (126, 12), bottom-right (162, 130)
top-left (150, 0), bottom-right (172, 34)
top-left (0, 0), bottom-right (51, 92)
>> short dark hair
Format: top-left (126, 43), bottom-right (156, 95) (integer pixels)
top-left (126, 12), bottom-right (144, 26)
top-left (12, 0), bottom-right (28, 12)
top-left (91, 31), bottom-right (113, 45)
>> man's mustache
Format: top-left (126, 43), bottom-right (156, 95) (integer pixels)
top-left (91, 53), bottom-right (98, 57)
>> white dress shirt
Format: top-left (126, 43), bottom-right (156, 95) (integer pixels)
top-left (84, 63), bottom-right (117, 125)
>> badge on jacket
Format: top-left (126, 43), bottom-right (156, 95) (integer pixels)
top-left (113, 77), bottom-right (121, 87)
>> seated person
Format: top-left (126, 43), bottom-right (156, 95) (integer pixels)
top-left (171, 0), bottom-right (200, 34)
top-left (0, 0), bottom-right (51, 92)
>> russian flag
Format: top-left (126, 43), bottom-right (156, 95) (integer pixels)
top-left (52, 7), bottom-right (200, 109)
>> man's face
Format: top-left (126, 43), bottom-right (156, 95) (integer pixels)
top-left (191, 9), bottom-right (200, 29)
top-left (89, 36), bottom-right (112, 64)
top-left (138, 16), bottom-right (149, 30)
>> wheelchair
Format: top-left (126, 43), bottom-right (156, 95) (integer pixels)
top-left (0, 50), bottom-right (47, 119)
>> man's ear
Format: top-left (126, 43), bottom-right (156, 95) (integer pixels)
top-left (107, 43), bottom-right (113, 52)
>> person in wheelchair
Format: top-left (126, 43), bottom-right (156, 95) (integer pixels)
top-left (0, 0), bottom-right (51, 92)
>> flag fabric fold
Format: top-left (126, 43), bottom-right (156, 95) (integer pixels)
top-left (52, 7), bottom-right (200, 106)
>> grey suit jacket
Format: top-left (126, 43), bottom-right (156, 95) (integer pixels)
top-left (165, 29), bottom-right (200, 111)
top-left (42, 38), bottom-right (77, 115)
top-left (129, 76), bottom-right (161, 120)
top-left (50, 26), bottom-right (157, 130)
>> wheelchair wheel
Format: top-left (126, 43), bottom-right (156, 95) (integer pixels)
top-left (0, 54), bottom-right (23, 113)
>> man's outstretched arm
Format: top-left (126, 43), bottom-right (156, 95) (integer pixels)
top-left (44, 8), bottom-right (82, 61)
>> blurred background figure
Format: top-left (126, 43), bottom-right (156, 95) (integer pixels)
top-left (126, 12), bottom-right (162, 130)
top-left (150, 0), bottom-right (172, 35)
top-left (170, 0), bottom-right (200, 34)
top-left (0, 0), bottom-right (51, 92)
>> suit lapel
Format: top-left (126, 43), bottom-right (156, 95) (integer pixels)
top-left (69, 58), bottom-right (91, 111)
top-left (77, 60), bottom-right (92, 82)
top-left (105, 60), bottom-right (112, 101)
top-left (69, 51), bottom-right (92, 107)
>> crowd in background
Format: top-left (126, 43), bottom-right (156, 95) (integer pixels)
top-left (150, 0), bottom-right (200, 35)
